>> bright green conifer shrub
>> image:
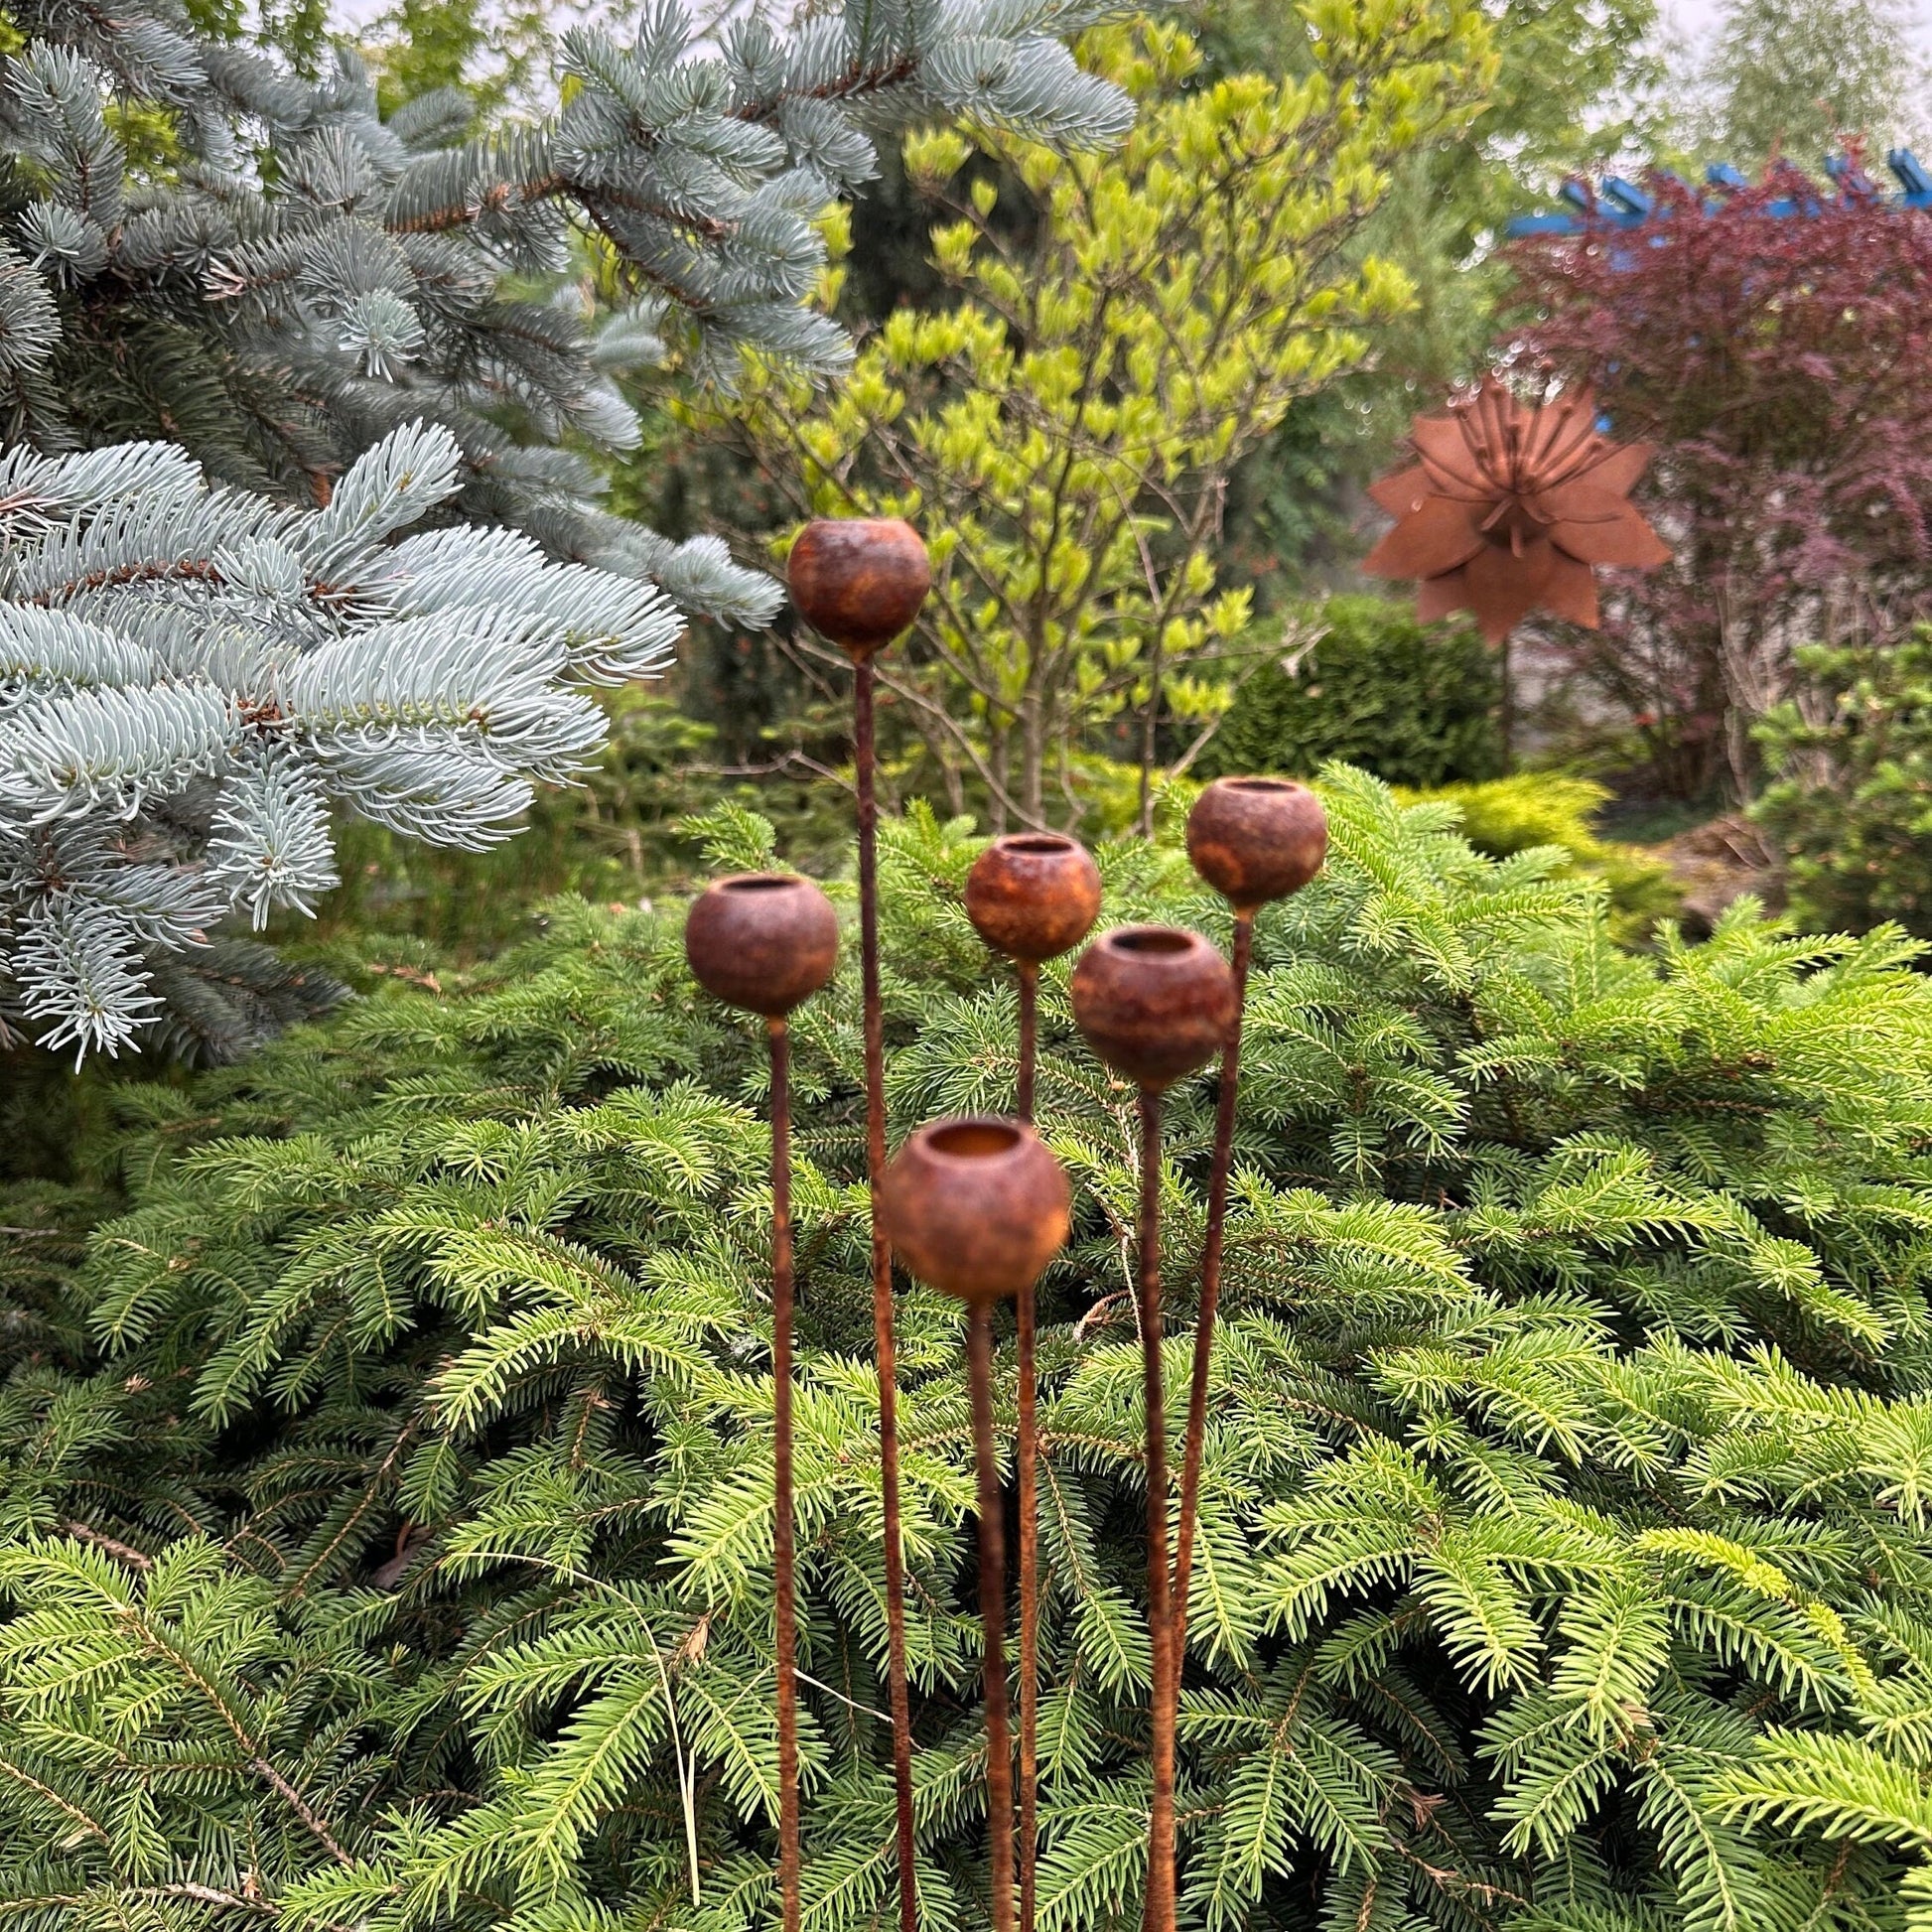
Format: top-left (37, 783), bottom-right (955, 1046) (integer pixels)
top-left (5, 769), bottom-right (1932, 1930)
top-left (1413, 772), bottom-right (1683, 943)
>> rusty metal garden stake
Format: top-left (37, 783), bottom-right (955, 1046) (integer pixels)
top-left (882, 1118), bottom-right (1072, 1932)
top-left (1135, 1082), bottom-right (1172, 1932)
top-left (1010, 1049), bottom-right (1036, 1932)
top-left (1362, 375), bottom-right (1670, 642)
top-left (1171, 780), bottom-right (1328, 1684)
top-left (1017, 960), bottom-right (1037, 1119)
top-left (1069, 929), bottom-right (1236, 1932)
top-left (768, 1014), bottom-right (801, 1931)
top-left (966, 833), bottom-right (1103, 1122)
top-left (788, 518), bottom-right (931, 1932)
top-left (966, 1299), bottom-right (1015, 1932)
top-left (964, 832), bottom-right (1101, 1932)
top-left (685, 874), bottom-right (841, 1932)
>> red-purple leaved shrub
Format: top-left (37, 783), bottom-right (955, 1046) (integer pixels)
top-left (1508, 164), bottom-right (1932, 798)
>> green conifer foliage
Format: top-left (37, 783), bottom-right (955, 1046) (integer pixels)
top-left (1754, 629), bottom-right (1932, 941)
top-left (7, 771), bottom-right (1932, 1928)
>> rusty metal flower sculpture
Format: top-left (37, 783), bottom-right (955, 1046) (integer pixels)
top-left (1364, 377), bottom-right (1669, 641)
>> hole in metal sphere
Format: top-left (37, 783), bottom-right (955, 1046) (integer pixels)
top-left (927, 1121), bottom-right (1025, 1160)
top-left (1110, 928), bottom-right (1194, 956)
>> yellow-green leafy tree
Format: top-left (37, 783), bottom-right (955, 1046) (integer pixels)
top-left (705, 10), bottom-right (1494, 831)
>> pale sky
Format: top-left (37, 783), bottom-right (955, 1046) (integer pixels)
top-left (322, 0), bottom-right (1932, 113)
top-left (1662, 0), bottom-right (1931, 52)
top-left (323, 0), bottom-right (1932, 60)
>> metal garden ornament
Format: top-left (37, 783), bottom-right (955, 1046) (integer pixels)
top-left (1364, 375), bottom-right (1669, 641)
top-left (687, 516), bottom-right (1332, 1932)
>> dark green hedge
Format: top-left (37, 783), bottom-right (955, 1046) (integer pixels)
top-left (1201, 594), bottom-right (1507, 786)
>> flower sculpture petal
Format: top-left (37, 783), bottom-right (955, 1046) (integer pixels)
top-left (1364, 378), bottom-right (1670, 642)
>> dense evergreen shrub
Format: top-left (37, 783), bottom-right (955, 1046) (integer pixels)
top-left (6, 770), bottom-right (1932, 1930)
top-left (1754, 630), bottom-right (1932, 940)
top-left (1418, 772), bottom-right (1682, 943)
top-left (1201, 597), bottom-right (1508, 789)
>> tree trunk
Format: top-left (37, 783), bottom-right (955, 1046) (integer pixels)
top-left (1138, 635), bottom-right (1164, 839)
top-left (1020, 693), bottom-right (1045, 829)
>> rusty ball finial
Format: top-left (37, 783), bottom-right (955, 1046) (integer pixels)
top-left (881, 1117), bottom-right (1071, 1302)
top-left (787, 518), bottom-right (931, 659)
top-left (684, 873), bottom-right (840, 1017)
top-left (1069, 926), bottom-right (1237, 1091)
top-left (965, 832), bottom-right (1103, 965)
top-left (1185, 777), bottom-right (1328, 912)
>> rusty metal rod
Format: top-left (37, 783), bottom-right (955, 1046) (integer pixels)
top-left (968, 1302), bottom-right (1018, 1932)
top-left (1013, 956), bottom-right (1041, 1932)
top-left (1016, 1274), bottom-right (1040, 1932)
top-left (1170, 909), bottom-right (1254, 1679)
top-left (1016, 958), bottom-right (1038, 1122)
top-left (768, 1017), bottom-right (803, 1932)
top-left (855, 660), bottom-right (920, 1932)
top-left (1139, 1087), bottom-right (1177, 1932)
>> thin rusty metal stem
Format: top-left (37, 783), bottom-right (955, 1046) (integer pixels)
top-left (1139, 1087), bottom-right (1177, 1932)
top-left (968, 1303), bottom-right (1018, 1932)
top-left (768, 1017), bottom-right (802, 1932)
top-left (1170, 910), bottom-right (1254, 1680)
top-left (1016, 959), bottom-right (1038, 1122)
top-left (1014, 956), bottom-right (1040, 1932)
top-left (1016, 1274), bottom-right (1039, 1932)
top-left (856, 661), bottom-right (919, 1932)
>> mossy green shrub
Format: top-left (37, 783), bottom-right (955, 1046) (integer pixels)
top-left (7, 770), bottom-right (1932, 1931)
top-left (1201, 595), bottom-right (1508, 787)
top-left (1755, 630), bottom-right (1932, 939)
top-left (1413, 771), bottom-right (1683, 943)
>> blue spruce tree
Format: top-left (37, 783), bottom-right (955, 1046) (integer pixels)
top-left (0, 0), bottom-right (1138, 1058)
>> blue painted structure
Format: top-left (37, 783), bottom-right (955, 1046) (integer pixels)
top-left (1504, 151), bottom-right (1932, 238)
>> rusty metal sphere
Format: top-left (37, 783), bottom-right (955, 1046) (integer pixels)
top-left (787, 518), bottom-right (931, 659)
top-left (1186, 777), bottom-right (1328, 911)
top-left (684, 873), bottom-right (839, 1017)
top-left (1069, 925), bottom-right (1237, 1091)
top-left (881, 1117), bottom-right (1071, 1302)
top-left (965, 832), bottom-right (1103, 964)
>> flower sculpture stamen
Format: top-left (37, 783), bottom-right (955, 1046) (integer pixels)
top-left (1364, 377), bottom-right (1670, 641)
